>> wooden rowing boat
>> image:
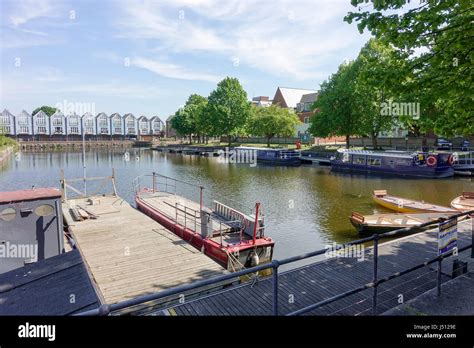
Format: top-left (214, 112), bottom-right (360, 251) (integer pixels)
top-left (450, 192), bottom-right (474, 211)
top-left (350, 211), bottom-right (457, 234)
top-left (372, 190), bottom-right (457, 213)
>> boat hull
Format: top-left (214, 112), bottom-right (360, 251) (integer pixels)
top-left (331, 162), bottom-right (454, 178)
top-left (450, 194), bottom-right (474, 211)
top-left (350, 218), bottom-right (425, 234)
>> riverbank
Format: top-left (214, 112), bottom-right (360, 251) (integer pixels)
top-left (17, 140), bottom-right (135, 151)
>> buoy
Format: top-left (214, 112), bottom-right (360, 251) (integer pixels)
top-left (427, 155), bottom-right (437, 166)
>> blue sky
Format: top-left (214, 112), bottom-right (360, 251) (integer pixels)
top-left (0, 0), bottom-right (373, 118)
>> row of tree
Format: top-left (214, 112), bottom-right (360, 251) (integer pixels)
top-left (171, 77), bottom-right (300, 146)
top-left (310, 0), bottom-right (473, 148)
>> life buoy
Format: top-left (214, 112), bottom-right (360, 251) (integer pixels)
top-left (427, 155), bottom-right (437, 166)
top-left (448, 153), bottom-right (456, 165)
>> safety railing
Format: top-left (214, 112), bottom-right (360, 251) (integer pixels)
top-left (76, 201), bottom-right (473, 317)
top-left (133, 173), bottom-right (259, 243)
top-left (278, 150), bottom-right (302, 159)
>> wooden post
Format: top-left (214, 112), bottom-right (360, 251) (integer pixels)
top-left (252, 203), bottom-right (260, 245)
top-left (111, 168), bottom-right (118, 197)
top-left (200, 186), bottom-right (203, 211)
top-left (60, 169), bottom-right (66, 202)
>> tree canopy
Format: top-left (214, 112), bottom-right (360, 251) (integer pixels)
top-left (170, 94), bottom-right (207, 143)
top-left (247, 104), bottom-right (301, 147)
top-left (345, 0), bottom-right (473, 136)
top-left (205, 77), bottom-right (251, 145)
top-left (308, 60), bottom-right (362, 147)
top-left (32, 106), bottom-right (58, 117)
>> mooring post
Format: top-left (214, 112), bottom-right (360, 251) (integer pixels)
top-left (471, 214), bottom-right (474, 258)
top-left (437, 258), bottom-right (442, 296)
top-left (200, 186), bottom-right (203, 211)
top-left (272, 260), bottom-right (279, 316)
top-left (372, 235), bottom-right (379, 316)
top-left (152, 172), bottom-right (156, 193)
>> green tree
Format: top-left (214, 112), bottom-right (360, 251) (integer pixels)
top-left (186, 94), bottom-right (208, 143)
top-left (354, 39), bottom-right (407, 149)
top-left (308, 61), bottom-right (362, 148)
top-left (345, 0), bottom-right (473, 136)
top-left (171, 94), bottom-right (208, 143)
top-left (170, 108), bottom-right (193, 143)
top-left (32, 106), bottom-right (58, 117)
top-left (205, 77), bottom-right (251, 146)
top-left (247, 105), bottom-right (301, 147)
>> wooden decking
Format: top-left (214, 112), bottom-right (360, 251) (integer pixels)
top-left (62, 195), bottom-right (228, 305)
top-left (154, 219), bottom-right (473, 316)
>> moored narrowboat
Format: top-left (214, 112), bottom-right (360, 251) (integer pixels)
top-left (330, 149), bottom-right (454, 178)
top-left (236, 146), bottom-right (301, 166)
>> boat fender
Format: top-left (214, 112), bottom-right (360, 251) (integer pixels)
top-left (249, 251), bottom-right (259, 267)
top-left (427, 155), bottom-right (437, 166)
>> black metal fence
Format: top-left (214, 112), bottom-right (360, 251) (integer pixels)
top-left (76, 210), bottom-right (473, 316)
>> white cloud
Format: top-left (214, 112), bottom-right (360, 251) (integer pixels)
top-left (116, 0), bottom-right (371, 81)
top-left (8, 0), bottom-right (57, 27)
top-left (131, 57), bottom-right (220, 82)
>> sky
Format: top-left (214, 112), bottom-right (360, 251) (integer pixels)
top-left (0, 0), bottom-right (373, 118)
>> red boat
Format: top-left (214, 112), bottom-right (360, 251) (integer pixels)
top-left (133, 173), bottom-right (275, 271)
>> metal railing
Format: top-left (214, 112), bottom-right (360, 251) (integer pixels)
top-left (133, 172), bottom-right (261, 242)
top-left (75, 208), bottom-right (473, 317)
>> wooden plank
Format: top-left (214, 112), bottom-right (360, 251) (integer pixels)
top-left (62, 195), bottom-right (229, 306)
top-left (160, 219), bottom-right (473, 316)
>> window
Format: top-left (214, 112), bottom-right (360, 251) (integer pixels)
top-left (38, 126), bottom-right (47, 133)
top-left (368, 157), bottom-right (381, 166)
top-left (353, 155), bottom-right (366, 165)
top-left (304, 117), bottom-right (310, 124)
top-left (52, 118), bottom-right (63, 126)
top-left (70, 127), bottom-right (79, 133)
top-left (0, 207), bottom-right (16, 221)
top-left (35, 204), bottom-right (54, 217)
top-left (18, 117), bottom-right (29, 125)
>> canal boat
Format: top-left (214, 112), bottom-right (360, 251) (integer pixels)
top-left (133, 173), bottom-right (275, 271)
top-left (450, 192), bottom-right (474, 211)
top-left (372, 190), bottom-right (457, 213)
top-left (236, 146), bottom-right (301, 166)
top-left (350, 211), bottom-right (457, 234)
top-left (452, 151), bottom-right (474, 172)
top-left (330, 149), bottom-right (454, 178)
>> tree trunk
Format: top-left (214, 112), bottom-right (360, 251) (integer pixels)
top-left (345, 134), bottom-right (350, 148)
top-left (189, 134), bottom-right (192, 144)
top-left (228, 135), bottom-right (232, 147)
top-left (372, 134), bottom-right (378, 150)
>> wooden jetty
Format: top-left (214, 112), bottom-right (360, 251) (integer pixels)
top-left (60, 173), bottom-right (229, 307)
top-left (152, 219), bottom-right (473, 316)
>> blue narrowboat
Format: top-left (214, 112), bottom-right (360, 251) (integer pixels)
top-left (330, 149), bottom-right (454, 178)
top-left (237, 146), bottom-right (302, 166)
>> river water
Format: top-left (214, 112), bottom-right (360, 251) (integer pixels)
top-left (1, 149), bottom-right (472, 264)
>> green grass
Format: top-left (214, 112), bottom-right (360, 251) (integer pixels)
top-left (0, 135), bottom-right (17, 152)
